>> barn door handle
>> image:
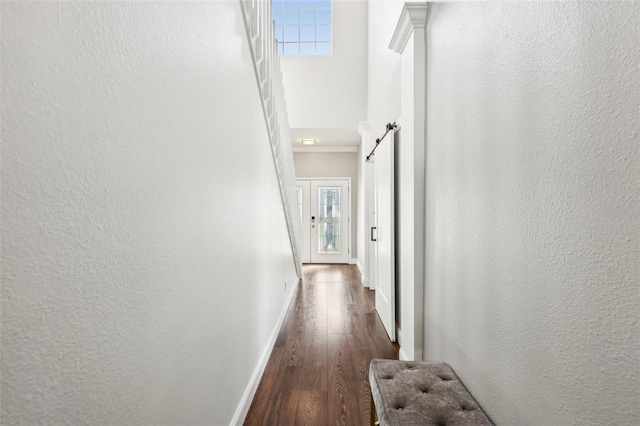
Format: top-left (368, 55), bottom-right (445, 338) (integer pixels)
top-left (371, 226), bottom-right (377, 242)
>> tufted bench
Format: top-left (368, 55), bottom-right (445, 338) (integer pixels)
top-left (369, 360), bottom-right (493, 426)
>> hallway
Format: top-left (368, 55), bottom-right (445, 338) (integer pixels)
top-left (244, 264), bottom-right (399, 426)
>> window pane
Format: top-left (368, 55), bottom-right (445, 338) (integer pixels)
top-left (316, 25), bottom-right (330, 42)
top-left (300, 25), bottom-right (314, 42)
top-left (284, 26), bottom-right (298, 42)
top-left (316, 9), bottom-right (331, 24)
top-left (300, 42), bottom-right (315, 55)
top-left (275, 25), bottom-right (283, 42)
top-left (300, 9), bottom-right (315, 24)
top-left (284, 10), bottom-right (299, 24)
top-left (316, 42), bottom-right (331, 55)
top-left (273, 11), bottom-right (283, 25)
top-left (273, 0), bottom-right (332, 56)
top-left (283, 43), bottom-right (299, 55)
top-left (278, 42), bottom-right (284, 55)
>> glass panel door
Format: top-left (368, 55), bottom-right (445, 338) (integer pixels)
top-left (317, 186), bottom-right (342, 254)
top-left (310, 179), bottom-right (349, 264)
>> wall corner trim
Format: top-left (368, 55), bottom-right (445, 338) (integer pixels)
top-left (388, 3), bottom-right (428, 54)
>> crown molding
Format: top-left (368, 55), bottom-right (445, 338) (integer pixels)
top-left (292, 145), bottom-right (358, 153)
top-left (389, 2), bottom-right (428, 54)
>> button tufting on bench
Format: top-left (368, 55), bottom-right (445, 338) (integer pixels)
top-left (369, 360), bottom-right (493, 426)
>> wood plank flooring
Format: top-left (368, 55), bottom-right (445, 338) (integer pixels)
top-left (244, 264), bottom-right (399, 426)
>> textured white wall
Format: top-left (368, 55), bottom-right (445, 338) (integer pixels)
top-left (424, 2), bottom-right (639, 425)
top-left (281, 0), bottom-right (368, 130)
top-left (293, 152), bottom-right (358, 258)
top-left (1, 2), bottom-right (298, 425)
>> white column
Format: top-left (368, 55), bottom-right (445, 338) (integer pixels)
top-left (388, 3), bottom-right (427, 361)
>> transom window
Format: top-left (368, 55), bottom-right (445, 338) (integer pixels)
top-left (273, 0), bottom-right (332, 56)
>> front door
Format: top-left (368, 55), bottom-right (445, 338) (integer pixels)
top-left (297, 179), bottom-right (350, 264)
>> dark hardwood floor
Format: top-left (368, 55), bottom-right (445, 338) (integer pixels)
top-left (244, 264), bottom-right (399, 426)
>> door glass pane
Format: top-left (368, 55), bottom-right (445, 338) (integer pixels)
top-left (317, 186), bottom-right (341, 254)
top-left (296, 186), bottom-right (303, 224)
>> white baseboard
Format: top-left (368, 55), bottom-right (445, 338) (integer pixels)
top-left (399, 347), bottom-right (409, 361)
top-left (354, 259), bottom-right (369, 287)
top-left (230, 279), bottom-right (299, 426)
top-left (350, 258), bottom-right (357, 265)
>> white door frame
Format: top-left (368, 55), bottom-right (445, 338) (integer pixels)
top-left (368, 160), bottom-right (377, 292)
top-left (296, 177), bottom-right (351, 264)
top-left (373, 130), bottom-right (396, 342)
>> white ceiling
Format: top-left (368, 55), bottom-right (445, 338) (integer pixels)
top-left (289, 127), bottom-right (360, 152)
top-left (280, 0), bottom-right (368, 154)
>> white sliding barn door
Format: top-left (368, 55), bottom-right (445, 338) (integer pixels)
top-left (374, 131), bottom-right (396, 342)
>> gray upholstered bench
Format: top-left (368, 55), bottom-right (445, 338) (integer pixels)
top-left (369, 359), bottom-right (493, 426)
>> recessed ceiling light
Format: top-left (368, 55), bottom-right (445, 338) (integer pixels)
top-left (300, 138), bottom-right (317, 145)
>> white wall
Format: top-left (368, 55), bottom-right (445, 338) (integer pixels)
top-left (367, 1), bottom-right (403, 140)
top-left (293, 152), bottom-right (358, 259)
top-left (1, 2), bottom-right (298, 425)
top-left (424, 2), bottom-right (640, 425)
top-left (281, 0), bottom-right (368, 130)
